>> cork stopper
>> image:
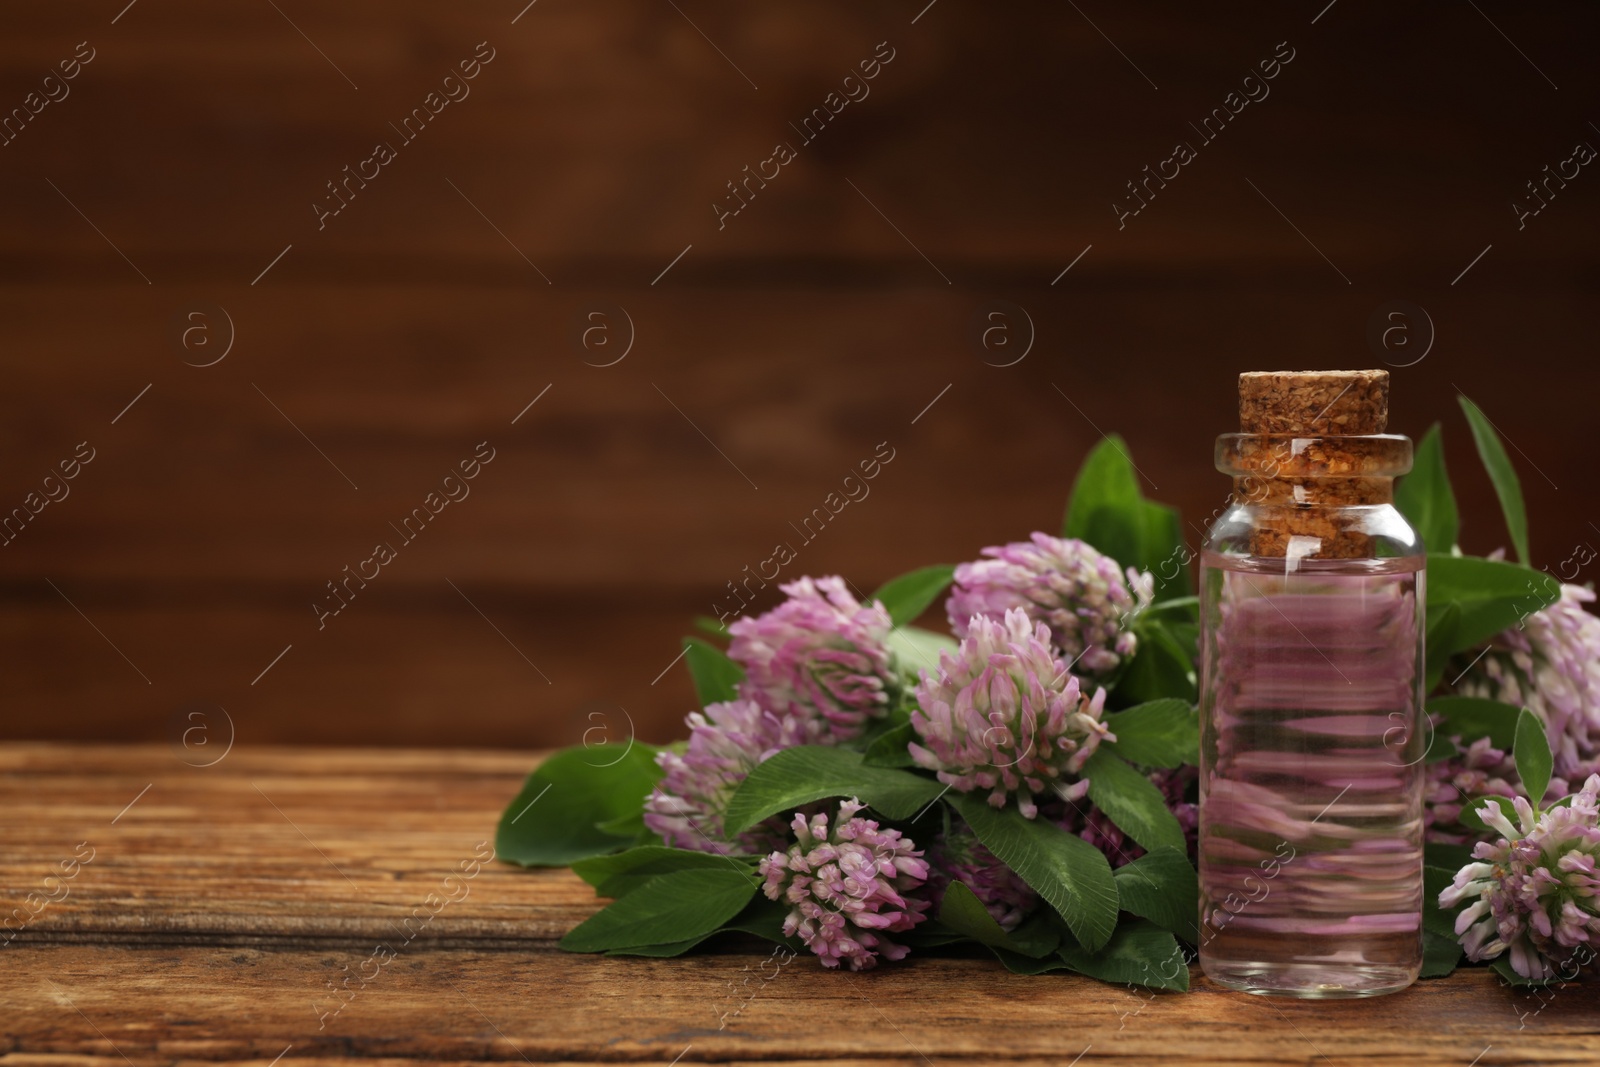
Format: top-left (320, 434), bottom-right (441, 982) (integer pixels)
top-left (1239, 369), bottom-right (1388, 435)
top-left (1226, 369), bottom-right (1404, 561)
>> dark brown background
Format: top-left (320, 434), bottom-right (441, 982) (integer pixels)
top-left (0, 1), bottom-right (1594, 751)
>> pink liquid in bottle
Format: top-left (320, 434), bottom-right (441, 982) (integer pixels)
top-left (1198, 555), bottom-right (1425, 995)
top-left (1198, 370), bottom-right (1425, 997)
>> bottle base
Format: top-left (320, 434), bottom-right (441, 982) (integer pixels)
top-left (1202, 960), bottom-right (1420, 999)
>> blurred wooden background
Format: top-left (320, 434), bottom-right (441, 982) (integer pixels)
top-left (0, 1), bottom-right (1596, 751)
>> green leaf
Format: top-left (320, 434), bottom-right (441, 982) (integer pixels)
top-left (1427, 696), bottom-right (1524, 750)
top-left (571, 846), bottom-right (747, 898)
top-left (559, 867), bottom-right (758, 952)
top-left (683, 637), bottom-right (744, 705)
top-left (593, 809), bottom-right (650, 842)
top-left (1423, 865), bottom-right (1462, 938)
top-left (1143, 595), bottom-right (1199, 619)
top-left (872, 565), bottom-right (956, 627)
top-left (723, 896), bottom-right (804, 948)
top-left (860, 717), bottom-right (917, 769)
top-left (1424, 599), bottom-right (1460, 692)
top-left (897, 922), bottom-right (975, 949)
top-left (1515, 706), bottom-right (1552, 807)
top-left (604, 935), bottom-right (718, 957)
top-left (1459, 394), bottom-right (1530, 565)
top-left (723, 747), bottom-right (946, 835)
top-left (607, 896), bottom-right (802, 957)
top-left (1083, 750), bottom-right (1186, 854)
top-left (1425, 841), bottom-right (1477, 873)
top-left (991, 948), bottom-right (1077, 975)
top-left (1113, 619), bottom-right (1196, 705)
top-left (692, 615), bottom-right (729, 641)
top-left (885, 626), bottom-right (957, 680)
top-left (937, 880), bottom-right (1060, 958)
top-left (1426, 555), bottom-right (1559, 656)
top-left (1104, 699), bottom-right (1198, 769)
top-left (1457, 794), bottom-right (1519, 834)
top-left (1396, 423), bottom-right (1459, 554)
top-left (1056, 919), bottom-right (1190, 991)
top-left (1113, 847), bottom-right (1200, 943)
top-left (1424, 732), bottom-right (1461, 765)
top-left (1063, 435), bottom-right (1190, 601)
top-left (1490, 954), bottom-right (1550, 988)
top-left (952, 794), bottom-right (1120, 952)
top-left (496, 744), bottom-right (662, 867)
top-left (1421, 929), bottom-right (1463, 979)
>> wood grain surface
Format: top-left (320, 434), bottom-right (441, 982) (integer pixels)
top-left (3, 744), bottom-right (1599, 1065)
top-left (1, 2), bottom-right (1598, 750)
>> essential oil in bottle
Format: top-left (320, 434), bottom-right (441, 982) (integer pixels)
top-left (1198, 369), bottom-right (1426, 997)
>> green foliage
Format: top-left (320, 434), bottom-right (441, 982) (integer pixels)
top-left (1083, 750), bottom-right (1187, 853)
top-left (1490, 954), bottom-right (1551, 988)
top-left (952, 794), bottom-right (1120, 953)
top-left (1056, 919), bottom-right (1190, 991)
top-left (1114, 618), bottom-right (1197, 705)
top-left (1428, 556), bottom-right (1558, 654)
top-left (1396, 423), bottom-right (1459, 554)
top-left (1459, 394), bottom-right (1530, 565)
top-left (604, 897), bottom-right (798, 957)
top-left (692, 615), bottom-right (729, 641)
top-left (872, 565), bottom-right (957, 627)
top-left (1427, 696), bottom-right (1524, 750)
top-left (1422, 864), bottom-right (1463, 981)
top-left (1426, 556), bottom-right (1559, 688)
top-left (559, 868), bottom-right (759, 952)
top-left (859, 702), bottom-right (918, 768)
top-left (571, 846), bottom-right (743, 898)
top-left (885, 626), bottom-right (957, 680)
top-left (1425, 841), bottom-right (1476, 873)
top-left (1515, 706), bottom-right (1553, 808)
top-left (496, 744), bottom-right (662, 867)
top-left (937, 880), bottom-right (1060, 958)
top-left (723, 746), bottom-right (946, 834)
top-left (1421, 930), bottom-right (1464, 978)
top-left (1113, 846), bottom-right (1200, 943)
top-left (1063, 436), bottom-right (1191, 601)
top-left (1422, 866), bottom-right (1461, 940)
top-left (1457, 794), bottom-right (1519, 834)
top-left (1103, 699), bottom-right (1199, 768)
top-left (682, 637), bottom-right (744, 705)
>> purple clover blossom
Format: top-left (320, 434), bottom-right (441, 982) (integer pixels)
top-left (1456, 583), bottom-right (1600, 783)
top-left (909, 608), bottom-right (1113, 819)
top-left (728, 576), bottom-right (896, 742)
top-left (1439, 774), bottom-right (1600, 981)
top-left (1426, 734), bottom-right (1521, 846)
top-left (946, 532), bottom-right (1154, 679)
top-left (928, 818), bottom-right (1037, 931)
top-left (759, 798), bottom-right (932, 970)
top-left (642, 699), bottom-right (812, 855)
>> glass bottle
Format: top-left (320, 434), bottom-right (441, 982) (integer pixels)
top-left (1197, 369), bottom-right (1426, 997)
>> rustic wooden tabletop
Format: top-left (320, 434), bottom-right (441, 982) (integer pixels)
top-left (3, 743), bottom-right (1597, 1065)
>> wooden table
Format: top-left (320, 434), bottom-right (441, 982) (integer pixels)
top-left (4, 744), bottom-right (1597, 1065)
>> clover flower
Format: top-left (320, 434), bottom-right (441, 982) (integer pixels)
top-left (910, 608), bottom-right (1113, 819)
top-left (643, 699), bottom-right (811, 855)
top-left (1426, 734), bottom-right (1520, 846)
top-left (759, 798), bottom-right (931, 970)
top-left (946, 532), bottom-right (1154, 679)
top-left (728, 576), bottom-right (896, 741)
top-left (1456, 583), bottom-right (1600, 783)
top-left (928, 818), bottom-right (1037, 931)
top-left (1439, 774), bottom-right (1600, 981)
